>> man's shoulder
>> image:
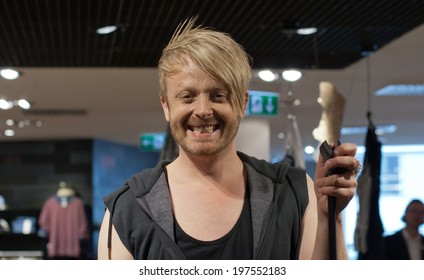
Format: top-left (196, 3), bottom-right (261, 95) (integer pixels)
top-left (237, 151), bottom-right (305, 181)
top-left (237, 151), bottom-right (283, 172)
top-left (384, 230), bottom-right (403, 241)
top-left (104, 160), bottom-right (167, 203)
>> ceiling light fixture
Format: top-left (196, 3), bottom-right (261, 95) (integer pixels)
top-left (374, 84), bottom-right (424, 96)
top-left (5, 119), bottom-right (14, 126)
top-left (258, 70), bottom-right (278, 82)
top-left (257, 69), bottom-right (303, 83)
top-left (282, 69), bottom-right (302, 82)
top-left (0, 98), bottom-right (31, 110)
top-left (3, 129), bottom-right (15, 137)
top-left (4, 118), bottom-right (43, 128)
top-left (341, 124), bottom-right (397, 135)
top-left (277, 132), bottom-right (285, 139)
top-left (96, 25), bottom-right (118, 35)
top-left (17, 99), bottom-right (31, 109)
top-left (296, 27), bottom-right (318, 35)
top-left (0, 69), bottom-right (20, 80)
top-left (304, 145), bottom-right (315, 154)
top-left (0, 99), bottom-right (13, 110)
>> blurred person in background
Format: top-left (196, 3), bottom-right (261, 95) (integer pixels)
top-left (384, 199), bottom-right (424, 260)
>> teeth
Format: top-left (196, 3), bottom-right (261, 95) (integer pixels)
top-left (192, 125), bottom-right (215, 133)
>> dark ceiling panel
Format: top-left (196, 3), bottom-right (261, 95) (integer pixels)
top-left (0, 0), bottom-right (423, 69)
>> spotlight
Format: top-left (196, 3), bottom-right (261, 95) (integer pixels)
top-left (96, 25), bottom-right (118, 35)
top-left (0, 69), bottom-right (20, 80)
top-left (5, 119), bottom-right (14, 126)
top-left (4, 129), bottom-right (15, 137)
top-left (258, 70), bottom-right (278, 82)
top-left (304, 146), bottom-right (316, 154)
top-left (296, 27), bottom-right (318, 35)
top-left (0, 99), bottom-right (13, 110)
top-left (282, 70), bottom-right (302, 82)
top-left (17, 99), bottom-right (31, 109)
top-left (0, 98), bottom-right (31, 110)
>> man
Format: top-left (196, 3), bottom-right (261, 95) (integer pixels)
top-left (97, 18), bottom-right (359, 260)
top-left (384, 199), bottom-right (424, 260)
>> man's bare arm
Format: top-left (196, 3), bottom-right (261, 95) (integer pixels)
top-left (98, 209), bottom-right (134, 260)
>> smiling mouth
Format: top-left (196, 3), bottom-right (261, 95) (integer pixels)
top-left (188, 125), bottom-right (219, 134)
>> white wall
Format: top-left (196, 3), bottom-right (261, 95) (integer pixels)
top-left (236, 118), bottom-right (270, 161)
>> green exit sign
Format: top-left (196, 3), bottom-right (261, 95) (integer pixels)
top-left (247, 90), bottom-right (279, 116)
top-left (140, 133), bottom-right (166, 151)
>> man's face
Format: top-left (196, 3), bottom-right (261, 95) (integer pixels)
top-left (160, 58), bottom-right (245, 157)
top-left (405, 202), bottom-right (424, 227)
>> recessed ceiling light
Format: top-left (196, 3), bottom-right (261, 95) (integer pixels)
top-left (282, 69), bottom-right (302, 82)
top-left (293, 99), bottom-right (301, 106)
top-left (296, 27), bottom-right (318, 35)
top-left (0, 98), bottom-right (31, 110)
top-left (5, 119), bottom-right (14, 126)
top-left (0, 99), bottom-right (13, 110)
top-left (258, 70), bottom-right (278, 82)
top-left (17, 99), bottom-right (31, 109)
top-left (0, 69), bottom-right (20, 80)
top-left (4, 129), bottom-right (15, 137)
top-left (304, 145), bottom-right (315, 154)
top-left (96, 25), bottom-right (118, 35)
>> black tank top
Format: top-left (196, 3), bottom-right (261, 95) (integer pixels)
top-left (174, 191), bottom-right (253, 260)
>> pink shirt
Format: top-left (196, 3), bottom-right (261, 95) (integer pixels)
top-left (38, 196), bottom-right (88, 258)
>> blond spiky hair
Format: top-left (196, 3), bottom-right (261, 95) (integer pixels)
top-left (158, 17), bottom-right (252, 119)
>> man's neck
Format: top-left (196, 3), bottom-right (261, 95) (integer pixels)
top-left (404, 225), bottom-right (420, 238)
top-left (174, 145), bottom-right (241, 178)
top-left (166, 146), bottom-right (247, 242)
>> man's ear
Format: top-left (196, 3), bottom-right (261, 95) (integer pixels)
top-left (241, 91), bottom-right (249, 118)
top-left (160, 96), bottom-right (170, 122)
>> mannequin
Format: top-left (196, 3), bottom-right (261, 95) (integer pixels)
top-left (312, 81), bottom-right (346, 144)
top-left (38, 181), bottom-right (88, 259)
top-left (56, 181), bottom-right (75, 208)
top-left (312, 81), bottom-right (346, 158)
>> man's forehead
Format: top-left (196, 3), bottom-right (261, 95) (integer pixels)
top-left (409, 203), bottom-right (424, 210)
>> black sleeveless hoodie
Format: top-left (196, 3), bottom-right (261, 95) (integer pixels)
top-left (104, 151), bottom-right (308, 259)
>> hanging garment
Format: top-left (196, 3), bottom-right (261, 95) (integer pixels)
top-left (283, 114), bottom-right (305, 168)
top-left (38, 195), bottom-right (88, 258)
top-left (354, 123), bottom-right (385, 259)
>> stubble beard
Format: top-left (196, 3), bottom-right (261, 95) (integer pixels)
top-left (169, 118), bottom-right (240, 157)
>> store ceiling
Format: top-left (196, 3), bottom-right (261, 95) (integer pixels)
top-left (1, 0), bottom-right (424, 161)
top-left (1, 0), bottom-right (423, 69)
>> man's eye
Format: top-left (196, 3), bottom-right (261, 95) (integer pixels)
top-left (180, 94), bottom-right (195, 102)
top-left (211, 92), bottom-right (227, 101)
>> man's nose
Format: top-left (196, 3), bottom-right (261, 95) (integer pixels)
top-left (194, 94), bottom-right (213, 118)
